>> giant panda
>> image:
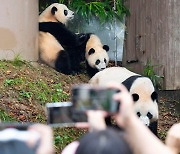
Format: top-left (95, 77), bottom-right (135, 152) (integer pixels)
top-left (39, 3), bottom-right (87, 74)
top-left (78, 33), bottom-right (110, 77)
top-left (89, 67), bottom-right (159, 136)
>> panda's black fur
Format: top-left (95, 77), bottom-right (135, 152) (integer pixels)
top-left (39, 22), bottom-right (88, 74)
top-left (85, 60), bottom-right (98, 77)
top-left (39, 22), bottom-right (87, 48)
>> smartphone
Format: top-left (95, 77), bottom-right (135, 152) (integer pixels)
top-left (72, 84), bottom-right (119, 114)
top-left (46, 102), bottom-right (87, 128)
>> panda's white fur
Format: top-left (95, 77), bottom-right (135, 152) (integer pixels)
top-left (39, 3), bottom-right (74, 24)
top-left (129, 77), bottom-right (158, 125)
top-left (84, 34), bottom-right (109, 77)
top-left (89, 67), bottom-right (137, 85)
top-left (39, 32), bottom-right (64, 68)
top-left (86, 34), bottom-right (109, 71)
top-left (89, 67), bottom-right (158, 134)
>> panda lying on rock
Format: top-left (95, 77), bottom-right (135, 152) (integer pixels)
top-left (39, 3), bottom-right (88, 75)
top-left (89, 67), bottom-right (159, 136)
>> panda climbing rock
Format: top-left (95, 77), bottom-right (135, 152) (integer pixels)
top-left (89, 67), bottom-right (159, 136)
top-left (39, 3), bottom-right (87, 74)
top-left (78, 33), bottom-right (110, 77)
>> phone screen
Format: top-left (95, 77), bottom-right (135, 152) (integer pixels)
top-left (72, 85), bottom-right (119, 114)
top-left (46, 102), bottom-right (87, 127)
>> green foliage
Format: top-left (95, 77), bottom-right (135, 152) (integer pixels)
top-left (4, 79), bottom-right (15, 86)
top-left (3, 77), bottom-right (68, 104)
top-left (0, 61), bottom-right (8, 69)
top-left (39, 0), bottom-right (129, 23)
top-left (0, 109), bottom-right (15, 122)
top-left (19, 90), bottom-right (33, 99)
top-left (11, 54), bottom-right (25, 67)
top-left (69, 0), bottom-right (129, 23)
top-left (143, 60), bottom-right (164, 89)
top-left (51, 83), bottom-right (68, 102)
top-left (53, 128), bottom-right (86, 152)
top-left (4, 78), bottom-right (23, 87)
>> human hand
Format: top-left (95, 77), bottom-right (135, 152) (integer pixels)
top-left (75, 110), bottom-right (107, 131)
top-left (166, 123), bottom-right (180, 153)
top-left (28, 124), bottom-right (54, 154)
top-left (107, 82), bottom-right (136, 128)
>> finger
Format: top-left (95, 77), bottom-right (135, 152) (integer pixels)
top-left (75, 122), bottom-right (89, 128)
top-left (87, 110), bottom-right (108, 117)
top-left (113, 93), bottom-right (123, 101)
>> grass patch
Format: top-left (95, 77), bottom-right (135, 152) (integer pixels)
top-left (3, 76), bottom-right (69, 105)
top-left (0, 109), bottom-right (16, 122)
top-left (11, 54), bottom-right (25, 67)
top-left (54, 128), bottom-right (87, 152)
top-left (1, 60), bottom-right (178, 153)
top-left (0, 60), bottom-right (89, 153)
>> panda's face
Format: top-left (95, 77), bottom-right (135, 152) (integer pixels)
top-left (131, 79), bottom-right (159, 126)
top-left (127, 77), bottom-right (159, 126)
top-left (87, 46), bottom-right (109, 71)
top-left (51, 4), bottom-right (74, 24)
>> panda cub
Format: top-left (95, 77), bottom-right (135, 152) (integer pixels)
top-left (39, 3), bottom-right (87, 74)
top-left (89, 67), bottom-right (159, 136)
top-left (80, 33), bottom-right (110, 77)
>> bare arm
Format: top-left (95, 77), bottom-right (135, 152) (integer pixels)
top-left (166, 123), bottom-right (180, 154)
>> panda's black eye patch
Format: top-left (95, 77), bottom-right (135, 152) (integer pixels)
top-left (104, 58), bottom-right (107, 63)
top-left (95, 60), bottom-right (100, 65)
top-left (137, 112), bottom-right (141, 117)
top-left (147, 112), bottom-right (153, 119)
top-left (132, 93), bottom-right (139, 102)
top-left (88, 48), bottom-right (95, 55)
top-left (151, 91), bottom-right (158, 102)
top-left (51, 6), bottom-right (57, 15)
top-left (64, 10), bottom-right (68, 16)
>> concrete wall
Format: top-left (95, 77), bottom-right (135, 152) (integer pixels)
top-left (0, 0), bottom-right (39, 61)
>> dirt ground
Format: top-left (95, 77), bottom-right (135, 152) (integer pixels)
top-left (0, 60), bottom-right (179, 152)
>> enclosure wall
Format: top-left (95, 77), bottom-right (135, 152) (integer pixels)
top-left (124, 0), bottom-right (180, 90)
top-left (0, 0), bottom-right (39, 61)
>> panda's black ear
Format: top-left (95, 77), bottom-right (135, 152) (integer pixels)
top-left (151, 91), bottom-right (158, 102)
top-left (88, 48), bottom-right (95, 55)
top-left (132, 93), bottom-right (139, 102)
top-left (103, 45), bottom-right (109, 52)
top-left (51, 6), bottom-right (58, 15)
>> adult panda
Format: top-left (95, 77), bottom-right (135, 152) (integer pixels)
top-left (39, 3), bottom-right (87, 74)
top-left (78, 33), bottom-right (110, 77)
top-left (89, 67), bottom-right (159, 136)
